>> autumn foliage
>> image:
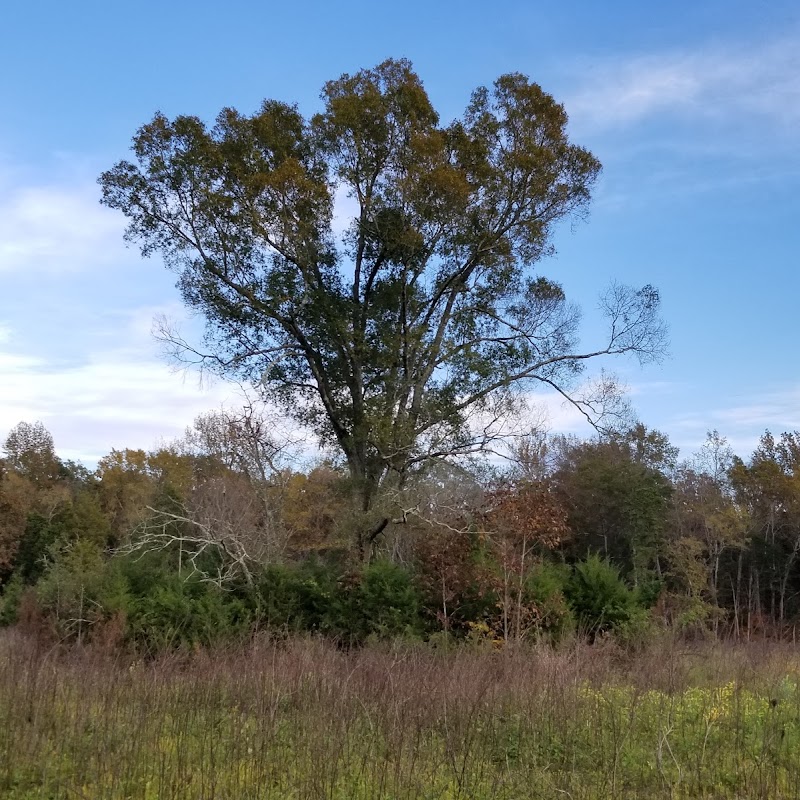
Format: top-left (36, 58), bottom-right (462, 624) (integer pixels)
top-left (2, 415), bottom-right (800, 648)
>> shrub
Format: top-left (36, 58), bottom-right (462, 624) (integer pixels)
top-left (253, 559), bottom-right (424, 643)
top-left (566, 554), bottom-right (639, 635)
top-left (254, 559), bottom-right (344, 635)
top-left (124, 575), bottom-right (251, 652)
top-left (527, 562), bottom-right (575, 641)
top-left (36, 539), bottom-right (124, 641)
top-left (348, 559), bottom-right (423, 642)
top-left (115, 553), bottom-right (251, 651)
top-left (0, 575), bottom-right (23, 626)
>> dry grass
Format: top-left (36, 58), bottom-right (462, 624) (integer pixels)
top-left (3, 631), bottom-right (800, 798)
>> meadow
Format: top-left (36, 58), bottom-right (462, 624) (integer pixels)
top-left (3, 632), bottom-right (800, 799)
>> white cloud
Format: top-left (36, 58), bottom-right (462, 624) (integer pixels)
top-left (670, 385), bottom-right (800, 458)
top-left (0, 309), bottom-right (238, 465)
top-left (714, 396), bottom-right (800, 431)
top-left (0, 179), bottom-right (132, 274)
top-left (565, 36), bottom-right (800, 132)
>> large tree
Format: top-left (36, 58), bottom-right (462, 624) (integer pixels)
top-left (100, 59), bottom-right (665, 555)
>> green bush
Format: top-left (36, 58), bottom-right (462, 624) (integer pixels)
top-left (566, 554), bottom-right (639, 636)
top-left (348, 559), bottom-right (423, 642)
top-left (252, 559), bottom-right (424, 643)
top-left (35, 539), bottom-right (125, 640)
top-left (114, 553), bottom-right (251, 651)
top-left (124, 576), bottom-right (250, 652)
top-left (254, 560), bottom-right (345, 635)
top-left (28, 547), bottom-right (253, 650)
top-left (0, 575), bottom-right (23, 626)
top-left (527, 562), bottom-right (575, 641)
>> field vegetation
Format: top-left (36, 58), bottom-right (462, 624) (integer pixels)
top-left (4, 632), bottom-right (800, 799)
top-left (3, 409), bottom-right (800, 799)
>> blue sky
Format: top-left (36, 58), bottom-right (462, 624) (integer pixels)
top-left (1, 0), bottom-right (798, 465)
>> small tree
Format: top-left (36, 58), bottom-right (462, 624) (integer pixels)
top-left (668, 433), bottom-right (747, 634)
top-left (483, 480), bottom-right (569, 642)
top-left (2, 421), bottom-right (60, 485)
top-left (120, 403), bottom-right (296, 585)
top-left (554, 430), bottom-right (673, 583)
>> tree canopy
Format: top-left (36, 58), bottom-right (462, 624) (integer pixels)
top-left (99, 59), bottom-right (666, 549)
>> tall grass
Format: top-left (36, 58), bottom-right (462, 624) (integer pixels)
top-left (3, 631), bottom-right (800, 798)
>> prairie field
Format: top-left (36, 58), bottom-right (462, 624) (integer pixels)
top-left (3, 632), bottom-right (800, 799)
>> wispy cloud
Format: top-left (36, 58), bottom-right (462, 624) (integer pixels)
top-left (0, 314), bottom-right (237, 465)
top-left (565, 36), bottom-right (800, 133)
top-left (670, 385), bottom-right (800, 458)
top-left (0, 178), bottom-right (131, 274)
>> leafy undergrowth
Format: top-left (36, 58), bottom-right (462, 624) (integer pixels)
top-left (3, 631), bottom-right (800, 799)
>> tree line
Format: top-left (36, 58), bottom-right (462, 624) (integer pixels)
top-left (1, 414), bottom-right (798, 649)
